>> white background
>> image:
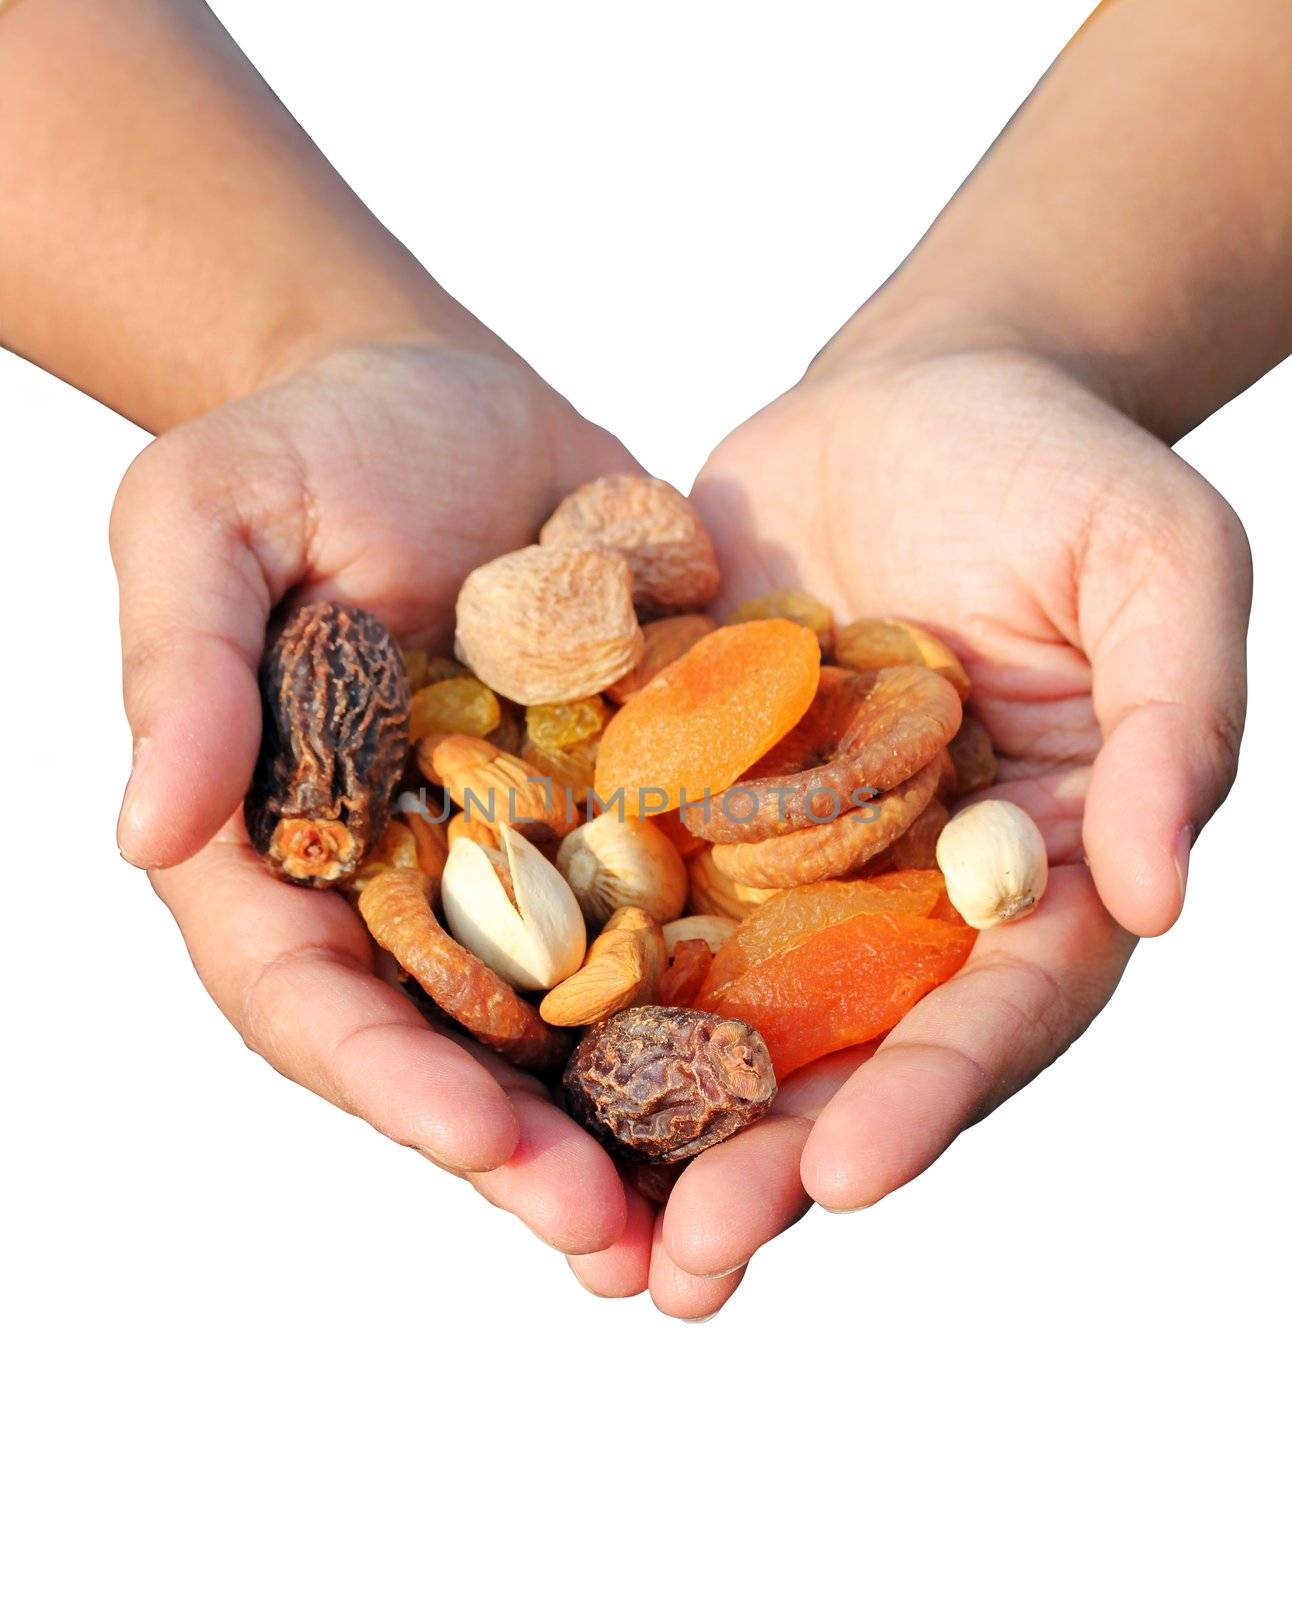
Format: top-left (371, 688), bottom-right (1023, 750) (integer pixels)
top-left (3, 2), bottom-right (1287, 1595)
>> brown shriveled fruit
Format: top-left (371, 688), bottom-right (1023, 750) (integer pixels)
top-left (358, 869), bottom-right (568, 1073)
top-left (684, 665), bottom-right (961, 844)
top-left (247, 601), bottom-right (409, 887)
top-left (539, 907), bottom-right (666, 1027)
top-left (728, 590), bottom-right (835, 654)
top-left (657, 938), bottom-right (714, 1007)
top-left (948, 714), bottom-right (998, 794)
top-left (454, 545), bottom-right (643, 705)
top-left (687, 847), bottom-right (781, 920)
top-left (834, 617), bottom-right (971, 700)
top-left (563, 1005), bottom-right (776, 1163)
top-left (604, 614), bottom-right (716, 704)
top-left (420, 734), bottom-right (578, 843)
top-left (539, 475), bottom-right (720, 613)
top-left (710, 757), bottom-right (943, 888)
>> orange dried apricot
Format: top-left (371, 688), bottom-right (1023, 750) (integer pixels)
top-left (658, 938), bottom-right (714, 1007)
top-left (700, 870), bottom-right (947, 1000)
top-left (653, 806), bottom-right (707, 860)
top-left (595, 620), bottom-right (820, 814)
top-left (410, 676), bottom-right (501, 740)
top-left (704, 910), bottom-right (975, 1077)
top-left (728, 590), bottom-right (834, 654)
top-left (525, 697), bottom-right (608, 752)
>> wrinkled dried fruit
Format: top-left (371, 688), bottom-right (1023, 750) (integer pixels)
top-left (685, 666), bottom-right (961, 843)
top-left (710, 756), bottom-right (943, 888)
top-left (521, 734), bottom-right (599, 807)
top-left (247, 601), bottom-right (409, 887)
top-left (420, 734), bottom-right (578, 843)
top-left (455, 545), bottom-right (643, 704)
top-left (348, 819), bottom-right (421, 896)
top-left (605, 614), bottom-right (717, 704)
top-left (658, 938), bottom-right (714, 1007)
top-left (525, 696), bottom-right (608, 752)
top-left (540, 907), bottom-right (665, 1026)
top-left (835, 617), bottom-right (971, 700)
top-left (687, 847), bottom-right (781, 920)
top-left (409, 676), bottom-right (502, 741)
top-left (706, 911), bottom-right (976, 1077)
top-left (728, 590), bottom-right (834, 654)
top-left (563, 1005), bottom-right (775, 1162)
top-left (556, 812), bottom-right (688, 926)
top-left (700, 871), bottom-right (947, 1001)
top-left (948, 714), bottom-right (998, 794)
top-left (860, 799), bottom-right (949, 874)
top-left (358, 868), bottom-right (568, 1072)
top-left (539, 475), bottom-right (720, 613)
top-left (596, 620), bottom-right (821, 814)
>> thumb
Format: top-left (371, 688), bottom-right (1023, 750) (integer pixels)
top-left (110, 429), bottom-right (302, 869)
top-left (1081, 475), bottom-right (1251, 937)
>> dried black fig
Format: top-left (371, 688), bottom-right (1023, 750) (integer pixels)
top-left (246, 601), bottom-right (409, 887)
top-left (563, 1005), bottom-right (776, 1163)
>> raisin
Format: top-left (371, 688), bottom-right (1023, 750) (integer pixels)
top-left (525, 696), bottom-right (608, 752)
top-left (409, 676), bottom-right (501, 740)
top-left (834, 617), bottom-right (971, 701)
top-left (563, 1005), bottom-right (776, 1162)
top-left (728, 590), bottom-right (834, 654)
top-left (246, 600), bottom-right (409, 887)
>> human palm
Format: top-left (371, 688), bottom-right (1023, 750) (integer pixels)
top-left (592, 344), bottom-right (1250, 1310)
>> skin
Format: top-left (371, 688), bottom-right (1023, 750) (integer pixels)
top-left (1, 0), bottom-right (1287, 1315)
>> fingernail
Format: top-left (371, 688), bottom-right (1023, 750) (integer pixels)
top-left (116, 736), bottom-right (154, 867)
top-left (699, 1261), bottom-right (746, 1281)
top-left (1174, 823), bottom-right (1194, 910)
top-left (820, 1201), bottom-right (873, 1215)
top-left (681, 1312), bottom-right (717, 1324)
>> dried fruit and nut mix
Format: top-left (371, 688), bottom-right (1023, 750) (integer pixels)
top-left (246, 474), bottom-right (1048, 1163)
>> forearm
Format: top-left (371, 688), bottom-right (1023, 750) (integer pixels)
top-left (831, 0), bottom-right (1292, 440)
top-left (0, 0), bottom-right (495, 431)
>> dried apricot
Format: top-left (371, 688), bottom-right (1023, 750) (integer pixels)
top-left (685, 666), bottom-right (961, 844)
top-left (652, 806), bottom-right (706, 860)
top-left (710, 756), bottom-right (942, 888)
top-left (410, 677), bottom-right (501, 741)
top-left (525, 697), bottom-right (608, 752)
top-left (605, 614), bottom-right (717, 705)
top-left (728, 590), bottom-right (834, 654)
top-left (835, 617), bottom-right (971, 701)
top-left (595, 620), bottom-right (821, 814)
top-left (700, 870), bottom-right (947, 1000)
top-left (705, 910), bottom-right (975, 1077)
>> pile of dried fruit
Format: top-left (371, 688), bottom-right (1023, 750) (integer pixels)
top-left (246, 476), bottom-right (1049, 1172)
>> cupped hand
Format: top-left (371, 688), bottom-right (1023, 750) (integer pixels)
top-left (112, 338), bottom-right (641, 1255)
top-left (620, 337), bottom-right (1250, 1312)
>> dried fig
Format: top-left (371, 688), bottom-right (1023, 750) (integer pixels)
top-left (246, 601), bottom-right (409, 887)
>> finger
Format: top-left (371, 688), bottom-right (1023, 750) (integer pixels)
top-left (566, 1184), bottom-right (655, 1299)
top-left (152, 822), bottom-right (520, 1172)
top-left (647, 1212), bottom-right (747, 1322)
top-left (110, 425), bottom-right (307, 869)
top-left (1081, 480), bottom-right (1251, 935)
top-left (466, 1093), bottom-right (628, 1257)
top-left (661, 1114), bottom-right (815, 1281)
top-left (801, 866), bottom-right (1135, 1212)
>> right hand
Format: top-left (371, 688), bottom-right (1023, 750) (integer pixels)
top-left (112, 338), bottom-right (645, 1259)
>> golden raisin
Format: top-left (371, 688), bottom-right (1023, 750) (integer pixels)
top-left (409, 676), bottom-right (502, 741)
top-left (525, 697), bottom-right (609, 752)
top-left (728, 590), bottom-right (834, 654)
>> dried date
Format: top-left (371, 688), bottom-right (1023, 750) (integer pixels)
top-left (563, 1005), bottom-right (776, 1163)
top-left (246, 600), bottom-right (409, 887)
